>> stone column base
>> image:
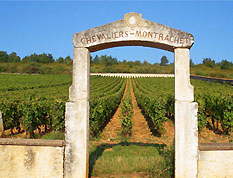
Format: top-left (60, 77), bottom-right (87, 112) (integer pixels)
top-left (64, 101), bottom-right (89, 178)
top-left (175, 101), bottom-right (198, 178)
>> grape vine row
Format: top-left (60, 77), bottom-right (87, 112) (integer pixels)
top-left (132, 77), bottom-right (233, 135)
top-left (0, 74), bottom-right (126, 138)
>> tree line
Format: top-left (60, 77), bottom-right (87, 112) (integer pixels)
top-left (0, 51), bottom-right (72, 65)
top-left (91, 54), bottom-right (169, 66)
top-left (0, 50), bottom-right (232, 78)
top-left (0, 50), bottom-right (170, 66)
top-left (1, 50), bottom-right (232, 67)
top-left (202, 57), bottom-right (233, 70)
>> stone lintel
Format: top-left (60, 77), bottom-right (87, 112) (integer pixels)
top-left (73, 12), bottom-right (194, 52)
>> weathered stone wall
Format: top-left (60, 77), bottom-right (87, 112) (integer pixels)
top-left (198, 143), bottom-right (233, 178)
top-left (0, 139), bottom-right (64, 178)
top-left (198, 151), bottom-right (233, 178)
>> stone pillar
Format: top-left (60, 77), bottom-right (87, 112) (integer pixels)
top-left (65, 47), bottom-right (90, 178)
top-left (0, 111), bottom-right (4, 137)
top-left (174, 48), bottom-right (198, 178)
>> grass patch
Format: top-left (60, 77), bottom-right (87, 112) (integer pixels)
top-left (89, 142), bottom-right (174, 178)
top-left (41, 131), bottom-right (64, 140)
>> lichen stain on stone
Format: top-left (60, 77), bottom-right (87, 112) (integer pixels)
top-left (2, 148), bottom-right (15, 169)
top-left (24, 148), bottom-right (36, 170)
top-left (0, 145), bottom-right (6, 153)
top-left (52, 148), bottom-right (63, 173)
top-left (194, 103), bottom-right (198, 110)
top-left (65, 144), bottom-right (74, 175)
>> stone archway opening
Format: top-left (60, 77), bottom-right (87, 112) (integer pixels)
top-left (65, 12), bottom-right (198, 178)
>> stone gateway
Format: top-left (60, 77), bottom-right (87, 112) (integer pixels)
top-left (65, 12), bottom-right (198, 178)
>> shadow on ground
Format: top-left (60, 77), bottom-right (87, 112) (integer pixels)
top-left (89, 142), bottom-right (167, 178)
top-left (206, 122), bottom-right (224, 135)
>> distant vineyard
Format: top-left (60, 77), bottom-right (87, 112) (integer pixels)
top-left (133, 77), bottom-right (233, 135)
top-left (0, 74), bottom-right (232, 138)
top-left (0, 74), bottom-right (126, 138)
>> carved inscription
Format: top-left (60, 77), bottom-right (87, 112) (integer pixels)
top-left (80, 30), bottom-right (191, 45)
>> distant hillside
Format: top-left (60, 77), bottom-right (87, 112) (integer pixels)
top-left (0, 51), bottom-right (232, 79)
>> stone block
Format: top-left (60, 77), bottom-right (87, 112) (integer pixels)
top-left (65, 101), bottom-right (89, 178)
top-left (0, 145), bottom-right (64, 178)
top-left (69, 47), bottom-right (90, 102)
top-left (175, 101), bottom-right (198, 178)
top-left (175, 48), bottom-right (194, 101)
top-left (0, 111), bottom-right (4, 137)
top-left (198, 150), bottom-right (233, 178)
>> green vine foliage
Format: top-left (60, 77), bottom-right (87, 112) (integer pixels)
top-left (132, 77), bottom-right (233, 135)
top-left (0, 74), bottom-right (232, 138)
top-left (50, 100), bottom-right (65, 132)
top-left (19, 98), bottom-right (49, 138)
top-left (120, 83), bottom-right (133, 136)
top-left (222, 96), bottom-right (233, 135)
top-left (132, 80), bottom-right (167, 134)
top-left (0, 75), bottom-right (126, 138)
top-left (89, 79), bottom-right (126, 137)
top-left (0, 99), bottom-right (22, 134)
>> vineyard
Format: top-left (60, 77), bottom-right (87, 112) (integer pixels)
top-left (120, 81), bottom-right (133, 136)
top-left (0, 74), bottom-right (126, 138)
top-left (133, 77), bottom-right (233, 135)
top-left (0, 74), bottom-right (232, 139)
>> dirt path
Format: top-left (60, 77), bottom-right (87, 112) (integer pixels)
top-left (95, 79), bottom-right (175, 146)
top-left (129, 80), bottom-right (155, 142)
top-left (90, 79), bottom-right (231, 178)
top-left (98, 80), bottom-right (129, 143)
top-left (199, 126), bottom-right (232, 143)
top-left (129, 80), bottom-right (174, 146)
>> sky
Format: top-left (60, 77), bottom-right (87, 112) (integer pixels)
top-left (0, 1), bottom-right (233, 64)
